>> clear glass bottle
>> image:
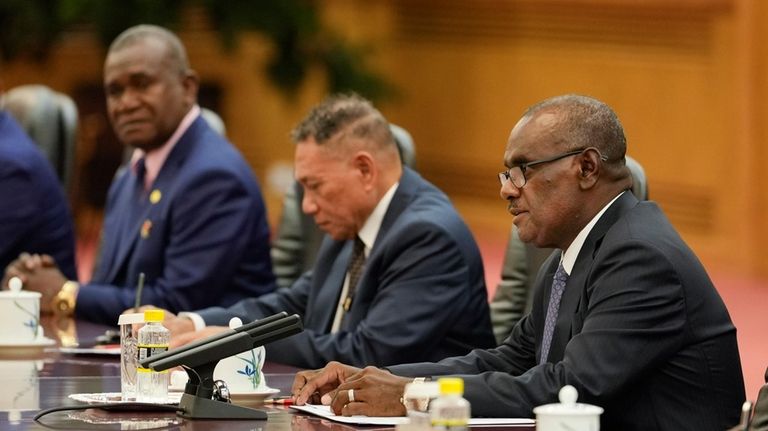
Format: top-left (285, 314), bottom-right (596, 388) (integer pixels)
top-left (430, 378), bottom-right (470, 431)
top-left (136, 309), bottom-right (170, 403)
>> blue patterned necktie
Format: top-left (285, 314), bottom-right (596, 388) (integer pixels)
top-left (539, 261), bottom-right (568, 364)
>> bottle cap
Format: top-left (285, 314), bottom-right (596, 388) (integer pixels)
top-left (144, 309), bottom-right (164, 322)
top-left (437, 377), bottom-right (463, 395)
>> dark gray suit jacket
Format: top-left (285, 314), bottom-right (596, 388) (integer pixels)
top-left (391, 192), bottom-right (744, 431)
top-left (198, 167), bottom-right (495, 368)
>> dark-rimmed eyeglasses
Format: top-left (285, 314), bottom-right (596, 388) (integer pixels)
top-left (498, 148), bottom-right (606, 188)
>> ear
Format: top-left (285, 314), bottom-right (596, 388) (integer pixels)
top-left (578, 149), bottom-right (601, 189)
top-left (182, 71), bottom-right (199, 104)
top-left (352, 151), bottom-right (376, 190)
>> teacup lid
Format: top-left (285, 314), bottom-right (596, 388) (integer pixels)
top-left (532, 385), bottom-right (604, 416)
top-left (229, 317), bottom-right (243, 330)
top-left (0, 277), bottom-right (40, 298)
top-left (117, 312), bottom-right (144, 325)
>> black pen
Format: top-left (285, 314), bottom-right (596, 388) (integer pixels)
top-left (134, 272), bottom-right (146, 312)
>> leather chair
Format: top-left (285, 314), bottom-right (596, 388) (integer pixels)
top-left (490, 155), bottom-right (649, 343)
top-left (201, 107), bottom-right (227, 136)
top-left (4, 85), bottom-right (78, 194)
top-left (270, 124), bottom-right (416, 288)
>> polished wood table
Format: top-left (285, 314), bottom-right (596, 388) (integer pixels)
top-left (0, 317), bottom-right (535, 430)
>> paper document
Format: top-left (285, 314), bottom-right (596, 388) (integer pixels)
top-left (291, 404), bottom-right (535, 426)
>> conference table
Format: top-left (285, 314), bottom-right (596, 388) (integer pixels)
top-left (0, 317), bottom-right (535, 430)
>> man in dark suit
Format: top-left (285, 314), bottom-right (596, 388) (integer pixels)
top-left (0, 105), bottom-right (76, 280)
top-left (165, 94), bottom-right (495, 368)
top-left (4, 25), bottom-right (275, 325)
top-left (292, 94), bottom-right (745, 431)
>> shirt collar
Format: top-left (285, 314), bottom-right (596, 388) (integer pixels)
top-left (356, 182), bottom-right (399, 257)
top-left (560, 191), bottom-right (626, 275)
top-left (130, 104), bottom-right (200, 189)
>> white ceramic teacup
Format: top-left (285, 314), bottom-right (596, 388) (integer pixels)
top-left (0, 283), bottom-right (41, 344)
top-left (213, 345), bottom-right (267, 394)
top-left (211, 318), bottom-right (268, 394)
top-left (533, 385), bottom-right (604, 431)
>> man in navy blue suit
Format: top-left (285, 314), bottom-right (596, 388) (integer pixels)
top-left (163, 94), bottom-right (495, 368)
top-left (0, 86), bottom-right (76, 281)
top-left (5, 25), bottom-right (275, 324)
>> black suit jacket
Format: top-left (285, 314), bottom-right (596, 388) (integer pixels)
top-left (198, 168), bottom-right (495, 368)
top-left (391, 192), bottom-right (745, 431)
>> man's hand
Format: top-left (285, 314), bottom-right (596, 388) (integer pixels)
top-left (170, 326), bottom-right (226, 348)
top-left (3, 253), bottom-right (65, 313)
top-left (292, 362), bottom-right (410, 417)
top-left (327, 366), bottom-right (410, 417)
top-left (292, 361), bottom-right (363, 405)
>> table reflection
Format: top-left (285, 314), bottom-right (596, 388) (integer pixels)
top-left (0, 318), bottom-right (534, 430)
top-left (0, 360), bottom-right (42, 424)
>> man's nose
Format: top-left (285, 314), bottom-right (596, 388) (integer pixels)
top-left (499, 180), bottom-right (520, 201)
top-left (301, 192), bottom-right (318, 215)
top-left (116, 88), bottom-right (141, 111)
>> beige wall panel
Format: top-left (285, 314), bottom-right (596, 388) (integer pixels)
top-left (381, 0), bottom-right (745, 272)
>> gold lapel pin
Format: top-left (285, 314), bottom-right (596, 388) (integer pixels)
top-left (141, 220), bottom-right (153, 238)
top-left (150, 189), bottom-right (162, 204)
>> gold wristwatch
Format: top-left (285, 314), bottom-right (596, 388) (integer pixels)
top-left (52, 281), bottom-right (79, 317)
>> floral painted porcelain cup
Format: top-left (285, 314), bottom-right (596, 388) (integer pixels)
top-left (0, 287), bottom-right (41, 344)
top-left (211, 317), bottom-right (268, 394)
top-left (213, 345), bottom-right (267, 394)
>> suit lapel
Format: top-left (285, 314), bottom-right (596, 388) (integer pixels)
top-left (104, 184), bottom-right (152, 283)
top-left (547, 192), bottom-right (639, 362)
top-left (372, 167), bottom-right (418, 255)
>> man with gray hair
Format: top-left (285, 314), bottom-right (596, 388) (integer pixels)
top-left (5, 25), bottom-right (275, 324)
top-left (165, 93), bottom-right (495, 368)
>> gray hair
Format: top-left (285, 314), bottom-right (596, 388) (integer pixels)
top-left (291, 93), bottom-right (395, 152)
top-left (108, 24), bottom-right (190, 76)
top-left (524, 94), bottom-right (626, 163)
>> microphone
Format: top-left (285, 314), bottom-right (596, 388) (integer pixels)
top-left (142, 311), bottom-right (289, 366)
top-left (139, 313), bottom-right (303, 420)
top-left (144, 313), bottom-right (302, 371)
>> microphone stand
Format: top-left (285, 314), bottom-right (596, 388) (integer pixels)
top-left (141, 314), bottom-right (303, 420)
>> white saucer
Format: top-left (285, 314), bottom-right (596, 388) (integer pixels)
top-left (0, 337), bottom-right (56, 358)
top-left (69, 392), bottom-right (183, 405)
top-left (230, 387), bottom-right (280, 401)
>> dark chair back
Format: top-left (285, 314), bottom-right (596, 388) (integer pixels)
top-left (4, 85), bottom-right (78, 194)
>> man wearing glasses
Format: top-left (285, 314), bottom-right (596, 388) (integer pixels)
top-left (292, 94), bottom-right (745, 431)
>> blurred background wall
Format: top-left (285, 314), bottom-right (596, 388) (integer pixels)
top-left (1, 0), bottom-right (766, 279)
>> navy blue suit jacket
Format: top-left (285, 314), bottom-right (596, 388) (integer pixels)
top-left (0, 112), bottom-right (76, 279)
top-left (198, 168), bottom-right (495, 368)
top-left (391, 192), bottom-right (744, 431)
top-left (79, 115), bottom-right (275, 324)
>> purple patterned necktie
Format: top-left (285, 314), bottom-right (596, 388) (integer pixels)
top-left (539, 262), bottom-right (568, 364)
